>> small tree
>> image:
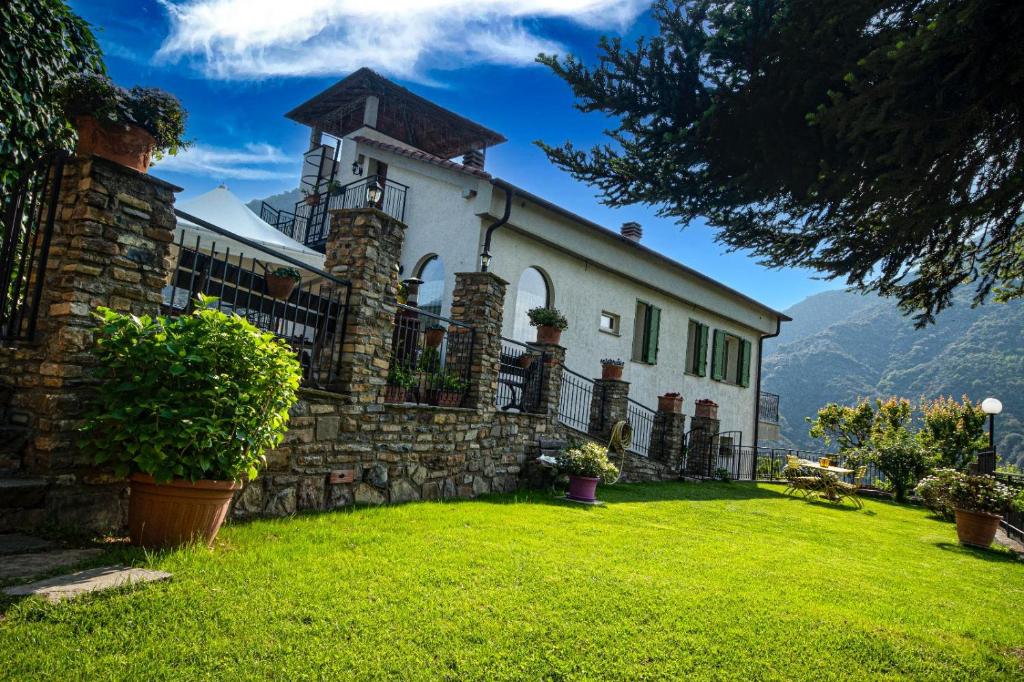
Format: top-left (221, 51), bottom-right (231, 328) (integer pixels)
top-left (866, 429), bottom-right (932, 503)
top-left (807, 399), bottom-right (875, 452)
top-left (918, 396), bottom-right (988, 469)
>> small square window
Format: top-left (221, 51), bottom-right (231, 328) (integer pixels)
top-left (599, 311), bottom-right (620, 335)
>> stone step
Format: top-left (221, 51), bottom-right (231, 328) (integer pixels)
top-left (3, 565), bottom-right (171, 603)
top-left (0, 478), bottom-right (48, 509)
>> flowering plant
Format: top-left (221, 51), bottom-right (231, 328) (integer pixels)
top-left (948, 473), bottom-right (1016, 515)
top-left (557, 441), bottom-right (619, 484)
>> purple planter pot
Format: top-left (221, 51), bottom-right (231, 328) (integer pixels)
top-left (566, 475), bottom-right (600, 503)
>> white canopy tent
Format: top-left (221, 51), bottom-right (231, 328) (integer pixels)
top-left (174, 186), bottom-right (325, 270)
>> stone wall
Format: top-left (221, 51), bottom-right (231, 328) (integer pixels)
top-left (232, 389), bottom-right (557, 518)
top-left (1, 156), bottom-right (178, 531)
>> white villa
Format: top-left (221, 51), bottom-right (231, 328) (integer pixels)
top-left (257, 68), bottom-right (788, 447)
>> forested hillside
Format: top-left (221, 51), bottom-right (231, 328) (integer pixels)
top-left (762, 289), bottom-right (1024, 468)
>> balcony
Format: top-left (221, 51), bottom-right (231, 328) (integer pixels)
top-left (758, 391), bottom-right (780, 442)
top-left (260, 174), bottom-right (408, 252)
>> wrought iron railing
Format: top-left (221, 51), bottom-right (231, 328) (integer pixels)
top-left (1, 151), bottom-right (66, 343)
top-left (558, 367), bottom-right (596, 433)
top-left (387, 304), bottom-right (474, 407)
top-left (262, 174), bottom-right (409, 251)
top-left (626, 398), bottom-right (657, 457)
top-left (758, 391), bottom-right (780, 424)
top-left (496, 337), bottom-right (545, 412)
top-left (169, 209), bottom-right (351, 389)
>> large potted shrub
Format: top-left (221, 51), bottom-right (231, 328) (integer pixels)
top-left (59, 73), bottom-right (189, 173)
top-left (558, 441), bottom-right (619, 503)
top-left (81, 296), bottom-right (301, 548)
top-left (528, 307), bottom-right (568, 345)
top-left (948, 473), bottom-right (1016, 548)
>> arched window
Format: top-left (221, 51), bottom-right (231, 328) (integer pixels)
top-left (512, 267), bottom-right (551, 341)
top-left (415, 255), bottom-right (445, 315)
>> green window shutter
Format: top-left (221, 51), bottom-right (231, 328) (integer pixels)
top-left (711, 329), bottom-right (726, 381)
top-left (695, 323), bottom-right (708, 376)
top-left (739, 339), bottom-right (751, 387)
top-left (645, 306), bottom-right (661, 364)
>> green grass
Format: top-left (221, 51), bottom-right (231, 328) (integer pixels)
top-left (1, 482), bottom-right (1022, 680)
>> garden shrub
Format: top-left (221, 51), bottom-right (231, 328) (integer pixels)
top-left (81, 297), bottom-right (302, 482)
top-left (864, 429), bottom-right (932, 502)
top-left (948, 474), bottom-right (1017, 515)
top-left (918, 396), bottom-right (988, 469)
top-left (914, 468), bottom-right (960, 520)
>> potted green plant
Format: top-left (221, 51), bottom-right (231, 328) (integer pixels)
top-left (80, 296), bottom-right (301, 548)
top-left (423, 324), bottom-right (445, 348)
top-left (428, 371), bottom-right (467, 408)
top-left (528, 306), bottom-right (568, 345)
top-left (658, 392), bottom-right (683, 413)
top-left (326, 179), bottom-right (345, 197)
top-left (601, 357), bottom-right (624, 380)
top-left (557, 441), bottom-right (619, 503)
top-left (59, 73), bottom-right (189, 173)
top-left (265, 266), bottom-right (302, 299)
top-left (948, 473), bottom-right (1016, 548)
top-left (385, 364), bottom-right (415, 403)
top-left (516, 351), bottom-right (537, 369)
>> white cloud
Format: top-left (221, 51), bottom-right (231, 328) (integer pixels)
top-left (155, 0), bottom-right (647, 80)
top-left (152, 142), bottom-right (297, 180)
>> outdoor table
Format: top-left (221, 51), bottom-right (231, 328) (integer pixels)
top-left (797, 460), bottom-right (853, 501)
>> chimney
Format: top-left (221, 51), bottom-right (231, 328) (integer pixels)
top-left (462, 149), bottom-right (485, 170)
top-left (621, 221), bottom-right (642, 242)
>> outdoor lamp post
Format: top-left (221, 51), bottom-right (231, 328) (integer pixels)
top-left (365, 179), bottom-right (384, 208)
top-left (981, 397), bottom-right (1003, 451)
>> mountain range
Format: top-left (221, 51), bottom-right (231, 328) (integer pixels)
top-left (762, 288), bottom-right (1024, 468)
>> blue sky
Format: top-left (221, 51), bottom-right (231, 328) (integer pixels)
top-left (70, 0), bottom-right (838, 310)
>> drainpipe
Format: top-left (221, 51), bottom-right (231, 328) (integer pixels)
top-left (479, 182), bottom-right (514, 272)
top-left (752, 316), bottom-right (783, 447)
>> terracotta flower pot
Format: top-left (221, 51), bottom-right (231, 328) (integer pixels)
top-left (658, 395), bottom-right (683, 413)
top-left (384, 385), bottom-right (407, 403)
top-left (695, 399), bottom-right (719, 420)
top-left (304, 193), bottom-right (321, 206)
top-left (516, 354), bottom-right (535, 369)
top-left (954, 508), bottom-right (1002, 548)
top-left (74, 116), bottom-right (156, 173)
top-left (566, 475), bottom-right (600, 503)
top-left (424, 327), bottom-right (445, 348)
top-left (128, 473), bottom-right (240, 549)
top-left (427, 389), bottom-right (463, 408)
top-left (601, 363), bottom-right (623, 380)
top-left (264, 273), bottom-right (298, 299)
top-left (535, 325), bottom-right (562, 345)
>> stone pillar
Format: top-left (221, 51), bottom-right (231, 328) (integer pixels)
top-left (651, 410), bottom-right (686, 465)
top-left (323, 207), bottom-right (406, 404)
top-left (449, 271), bottom-right (508, 410)
top-left (589, 378), bottom-right (629, 442)
top-left (686, 399), bottom-right (721, 478)
top-left (530, 342), bottom-right (565, 419)
top-left (8, 156), bottom-right (179, 531)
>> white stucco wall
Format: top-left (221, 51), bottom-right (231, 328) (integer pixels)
top-left (333, 134), bottom-right (779, 444)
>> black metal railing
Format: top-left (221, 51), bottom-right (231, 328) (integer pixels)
top-left (558, 367), bottom-right (596, 433)
top-left (264, 175), bottom-right (409, 251)
top-left (1, 151), bottom-right (66, 343)
top-left (993, 471), bottom-right (1024, 542)
top-left (626, 398), bottom-right (657, 457)
top-left (387, 304), bottom-right (474, 407)
top-left (496, 337), bottom-right (546, 412)
top-left (169, 210), bottom-right (351, 389)
top-left (758, 391), bottom-right (780, 424)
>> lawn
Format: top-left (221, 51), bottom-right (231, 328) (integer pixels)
top-left (1, 482), bottom-right (1022, 680)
